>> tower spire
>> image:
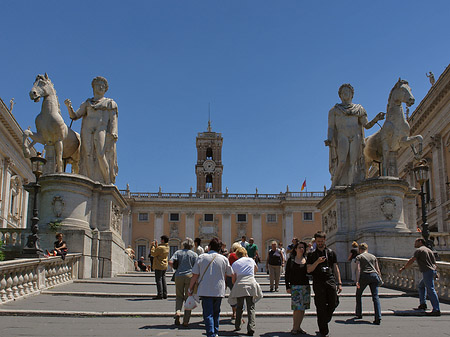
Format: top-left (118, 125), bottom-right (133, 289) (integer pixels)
top-left (207, 102), bottom-right (212, 132)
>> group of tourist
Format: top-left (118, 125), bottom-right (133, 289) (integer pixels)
top-left (124, 230), bottom-right (440, 337)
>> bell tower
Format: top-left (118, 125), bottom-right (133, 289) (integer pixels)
top-left (196, 120), bottom-right (223, 193)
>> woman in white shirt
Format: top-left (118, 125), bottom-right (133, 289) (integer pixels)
top-left (228, 246), bottom-right (262, 336)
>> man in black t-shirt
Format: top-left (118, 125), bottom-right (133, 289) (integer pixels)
top-left (307, 231), bottom-right (342, 337)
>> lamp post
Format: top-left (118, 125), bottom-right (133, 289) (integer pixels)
top-left (23, 153), bottom-right (46, 257)
top-left (413, 160), bottom-right (433, 250)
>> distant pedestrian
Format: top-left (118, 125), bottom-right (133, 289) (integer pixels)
top-left (229, 246), bottom-right (262, 336)
top-left (194, 237), bottom-right (204, 256)
top-left (240, 236), bottom-right (249, 249)
top-left (46, 233), bottom-right (68, 260)
top-left (169, 237), bottom-right (198, 327)
top-left (286, 237), bottom-right (299, 257)
top-left (354, 243), bottom-right (382, 325)
top-left (220, 242), bottom-right (229, 258)
top-left (348, 241), bottom-right (359, 284)
top-left (151, 235), bottom-right (170, 299)
top-left (188, 238), bottom-right (233, 337)
top-left (307, 231), bottom-right (342, 337)
top-left (266, 241), bottom-right (284, 292)
top-left (135, 256), bottom-right (150, 272)
top-left (246, 238), bottom-right (259, 262)
top-left (285, 241), bottom-right (310, 335)
top-left (399, 238), bottom-right (440, 316)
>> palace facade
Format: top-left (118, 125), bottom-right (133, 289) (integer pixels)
top-left (121, 122), bottom-right (324, 261)
top-left (397, 63), bottom-right (450, 256)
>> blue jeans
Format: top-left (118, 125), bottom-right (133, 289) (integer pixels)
top-left (418, 270), bottom-right (440, 312)
top-left (201, 297), bottom-right (222, 337)
top-left (355, 272), bottom-right (381, 320)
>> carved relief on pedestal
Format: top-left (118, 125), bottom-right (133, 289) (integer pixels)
top-left (111, 204), bottom-right (122, 234)
top-left (51, 196), bottom-right (65, 218)
top-left (380, 197), bottom-right (396, 220)
top-left (323, 209), bottom-right (337, 234)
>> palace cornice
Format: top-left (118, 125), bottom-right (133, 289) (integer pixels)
top-left (409, 64), bottom-right (450, 134)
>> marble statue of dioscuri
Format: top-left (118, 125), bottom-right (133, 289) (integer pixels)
top-left (24, 74), bottom-right (80, 173)
top-left (325, 84), bottom-right (385, 188)
top-left (64, 76), bottom-right (118, 185)
top-left (364, 79), bottom-right (423, 176)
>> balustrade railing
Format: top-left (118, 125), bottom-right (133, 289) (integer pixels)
top-left (119, 190), bottom-right (325, 200)
top-left (429, 232), bottom-right (450, 251)
top-left (0, 253), bottom-right (81, 304)
top-left (0, 228), bottom-right (25, 250)
top-left (378, 257), bottom-right (450, 301)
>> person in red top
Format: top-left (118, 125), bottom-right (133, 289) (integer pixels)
top-left (227, 242), bottom-right (241, 320)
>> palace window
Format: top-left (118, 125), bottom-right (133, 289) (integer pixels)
top-left (266, 214), bottom-right (277, 223)
top-left (204, 213), bottom-right (214, 222)
top-left (169, 213), bottom-right (180, 222)
top-left (237, 213), bottom-right (247, 222)
top-left (138, 212), bottom-right (148, 221)
top-left (303, 212), bottom-right (313, 221)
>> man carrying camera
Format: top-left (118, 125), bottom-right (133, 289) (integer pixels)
top-left (307, 231), bottom-right (342, 337)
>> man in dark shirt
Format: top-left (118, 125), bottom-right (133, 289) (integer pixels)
top-left (399, 238), bottom-right (440, 315)
top-left (307, 231), bottom-right (342, 337)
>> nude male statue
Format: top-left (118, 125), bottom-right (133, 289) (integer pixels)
top-left (64, 76), bottom-right (118, 184)
top-left (325, 84), bottom-right (384, 188)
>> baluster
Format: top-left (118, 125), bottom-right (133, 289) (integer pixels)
top-left (6, 272), bottom-right (13, 300)
top-left (12, 271), bottom-right (19, 298)
top-left (63, 265), bottom-right (69, 282)
top-left (28, 270), bottom-right (34, 293)
top-left (55, 266), bottom-right (62, 285)
top-left (45, 268), bottom-right (50, 287)
top-left (17, 271), bottom-right (25, 296)
top-left (50, 266), bottom-right (57, 286)
top-left (22, 271), bottom-right (29, 295)
top-left (0, 274), bottom-right (7, 303)
top-left (32, 270), bottom-right (38, 291)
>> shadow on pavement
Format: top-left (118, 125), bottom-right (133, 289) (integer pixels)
top-left (335, 318), bottom-right (373, 325)
top-left (392, 310), bottom-right (427, 316)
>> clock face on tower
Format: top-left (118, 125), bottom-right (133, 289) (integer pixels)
top-left (203, 160), bottom-right (216, 172)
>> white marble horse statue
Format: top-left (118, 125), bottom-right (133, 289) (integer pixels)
top-left (364, 78), bottom-right (422, 176)
top-left (23, 73), bottom-right (80, 173)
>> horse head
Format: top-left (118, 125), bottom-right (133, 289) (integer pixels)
top-left (29, 73), bottom-right (55, 102)
top-left (389, 78), bottom-right (415, 107)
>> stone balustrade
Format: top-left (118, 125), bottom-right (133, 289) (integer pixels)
top-left (0, 253), bottom-right (81, 304)
top-left (378, 257), bottom-right (450, 301)
top-left (430, 232), bottom-right (450, 251)
top-left (119, 190), bottom-right (325, 200)
top-left (0, 228), bottom-right (25, 250)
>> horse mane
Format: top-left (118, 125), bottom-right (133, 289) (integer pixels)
top-left (387, 79), bottom-right (409, 111)
top-left (36, 74), bottom-right (62, 116)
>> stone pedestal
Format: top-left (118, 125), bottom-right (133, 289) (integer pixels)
top-left (317, 177), bottom-right (420, 280)
top-left (33, 173), bottom-right (131, 277)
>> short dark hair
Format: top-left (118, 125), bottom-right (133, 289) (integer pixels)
top-left (160, 235), bottom-right (169, 243)
top-left (241, 236), bottom-right (246, 240)
top-left (194, 237), bottom-right (201, 245)
top-left (209, 237), bottom-right (221, 252)
top-left (314, 231), bottom-right (326, 239)
top-left (416, 238), bottom-right (426, 246)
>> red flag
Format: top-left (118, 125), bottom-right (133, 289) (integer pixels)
top-left (301, 179), bottom-right (306, 191)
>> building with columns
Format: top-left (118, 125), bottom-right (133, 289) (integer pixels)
top-left (396, 64), bottom-right (450, 257)
top-left (121, 123), bottom-right (324, 261)
top-left (0, 98), bottom-right (34, 231)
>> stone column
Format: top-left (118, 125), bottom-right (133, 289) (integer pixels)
top-left (154, 211), bottom-right (164, 241)
top-left (186, 212), bottom-right (195, 239)
top-left (252, 213), bottom-right (262, 254)
top-left (283, 211), bottom-right (293, 247)
top-left (222, 212), bottom-right (231, 248)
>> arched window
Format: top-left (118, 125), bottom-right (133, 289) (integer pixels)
top-left (206, 147), bottom-right (213, 160)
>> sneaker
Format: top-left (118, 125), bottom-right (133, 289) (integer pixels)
top-left (373, 319), bottom-right (381, 325)
top-left (426, 310), bottom-right (441, 316)
top-left (413, 304), bottom-right (427, 310)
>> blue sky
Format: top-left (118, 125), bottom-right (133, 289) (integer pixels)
top-left (1, 1), bottom-right (449, 193)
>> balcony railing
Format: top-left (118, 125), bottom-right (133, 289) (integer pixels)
top-left (119, 190), bottom-right (325, 200)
